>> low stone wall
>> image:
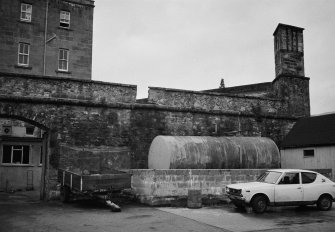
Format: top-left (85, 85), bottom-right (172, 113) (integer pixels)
top-left (130, 169), bottom-right (265, 206)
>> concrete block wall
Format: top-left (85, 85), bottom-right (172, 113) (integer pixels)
top-left (130, 169), bottom-right (265, 206)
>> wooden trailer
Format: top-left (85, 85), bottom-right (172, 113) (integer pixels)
top-left (58, 169), bottom-right (132, 211)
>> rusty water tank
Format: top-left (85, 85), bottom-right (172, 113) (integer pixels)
top-left (148, 136), bottom-right (280, 169)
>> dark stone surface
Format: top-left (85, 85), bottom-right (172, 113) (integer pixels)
top-left (0, 0), bottom-right (94, 79)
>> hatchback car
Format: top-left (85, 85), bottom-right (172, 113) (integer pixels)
top-left (226, 169), bottom-right (335, 213)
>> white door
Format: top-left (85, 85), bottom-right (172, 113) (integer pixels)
top-left (274, 172), bottom-right (303, 203)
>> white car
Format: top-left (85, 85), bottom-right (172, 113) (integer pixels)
top-left (226, 169), bottom-right (335, 213)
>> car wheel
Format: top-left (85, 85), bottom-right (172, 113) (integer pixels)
top-left (317, 195), bottom-right (333, 211)
top-left (251, 195), bottom-right (267, 213)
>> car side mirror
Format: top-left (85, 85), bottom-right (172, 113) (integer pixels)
top-left (322, 179), bottom-right (326, 183)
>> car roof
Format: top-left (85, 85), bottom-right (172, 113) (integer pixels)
top-left (267, 169), bottom-right (317, 173)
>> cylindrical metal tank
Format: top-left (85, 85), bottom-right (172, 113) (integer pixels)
top-left (148, 136), bottom-right (280, 169)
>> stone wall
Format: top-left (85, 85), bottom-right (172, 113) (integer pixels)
top-left (0, 73), bottom-right (137, 104)
top-left (273, 75), bottom-right (310, 117)
top-left (130, 108), bottom-right (296, 168)
top-left (148, 87), bottom-right (286, 116)
top-left (130, 169), bottom-right (266, 206)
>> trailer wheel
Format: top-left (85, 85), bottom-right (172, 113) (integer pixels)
top-left (60, 186), bottom-right (71, 203)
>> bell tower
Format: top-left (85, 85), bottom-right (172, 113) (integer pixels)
top-left (273, 24), bottom-right (305, 78)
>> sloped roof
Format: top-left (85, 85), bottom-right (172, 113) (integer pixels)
top-left (281, 113), bottom-right (335, 148)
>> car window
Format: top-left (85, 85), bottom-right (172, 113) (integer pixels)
top-left (302, 172), bottom-right (317, 184)
top-left (278, 172), bottom-right (300, 185)
top-left (257, 171), bottom-right (282, 184)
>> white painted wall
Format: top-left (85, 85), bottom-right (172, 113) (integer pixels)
top-left (281, 146), bottom-right (335, 179)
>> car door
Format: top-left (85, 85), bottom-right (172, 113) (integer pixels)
top-left (274, 172), bottom-right (303, 205)
top-left (302, 172), bottom-right (323, 202)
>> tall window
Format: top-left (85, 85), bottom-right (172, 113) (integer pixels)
top-left (20, 3), bottom-right (32, 22)
top-left (60, 11), bottom-right (70, 28)
top-left (2, 145), bottom-right (30, 164)
top-left (58, 49), bottom-right (69, 71)
top-left (18, 43), bottom-right (30, 66)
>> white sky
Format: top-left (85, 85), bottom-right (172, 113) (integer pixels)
top-left (92, 0), bottom-right (335, 115)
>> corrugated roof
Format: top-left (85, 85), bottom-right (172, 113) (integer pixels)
top-left (281, 113), bottom-right (335, 148)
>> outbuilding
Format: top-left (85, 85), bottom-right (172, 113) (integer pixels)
top-left (280, 113), bottom-right (335, 178)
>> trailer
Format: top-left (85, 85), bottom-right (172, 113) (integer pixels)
top-left (58, 169), bottom-right (132, 212)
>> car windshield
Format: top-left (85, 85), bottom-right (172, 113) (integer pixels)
top-left (257, 171), bottom-right (282, 184)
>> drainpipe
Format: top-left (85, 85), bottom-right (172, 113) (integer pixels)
top-left (43, 0), bottom-right (49, 76)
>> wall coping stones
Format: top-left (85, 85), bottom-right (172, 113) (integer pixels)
top-left (0, 72), bottom-right (137, 89)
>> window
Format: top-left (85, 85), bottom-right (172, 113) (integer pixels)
top-left (304, 149), bottom-right (314, 158)
top-left (20, 3), bottom-right (32, 22)
top-left (18, 43), bottom-right (30, 66)
top-left (60, 11), bottom-right (70, 28)
top-left (58, 49), bottom-right (69, 71)
top-left (302, 172), bottom-right (317, 184)
top-left (40, 146), bottom-right (43, 165)
top-left (2, 145), bottom-right (30, 164)
top-left (278, 172), bottom-right (300, 185)
top-left (26, 126), bottom-right (34, 135)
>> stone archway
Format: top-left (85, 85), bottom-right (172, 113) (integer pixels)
top-left (0, 114), bottom-right (50, 200)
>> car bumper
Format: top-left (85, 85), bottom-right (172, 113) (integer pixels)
top-left (226, 194), bottom-right (252, 204)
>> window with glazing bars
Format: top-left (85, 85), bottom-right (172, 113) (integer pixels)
top-left (2, 145), bottom-right (30, 164)
top-left (60, 11), bottom-right (70, 28)
top-left (58, 49), bottom-right (69, 71)
top-left (18, 43), bottom-right (30, 66)
top-left (20, 3), bottom-right (32, 22)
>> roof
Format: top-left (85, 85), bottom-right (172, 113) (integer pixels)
top-left (273, 23), bottom-right (304, 36)
top-left (267, 169), bottom-right (316, 173)
top-left (281, 113), bottom-right (335, 149)
top-left (203, 82), bottom-right (272, 94)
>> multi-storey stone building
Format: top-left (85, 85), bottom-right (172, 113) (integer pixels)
top-left (0, 4), bottom-right (311, 200)
top-left (0, 0), bottom-right (94, 79)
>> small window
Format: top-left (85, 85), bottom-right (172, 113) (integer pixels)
top-left (302, 172), bottom-right (317, 184)
top-left (2, 145), bottom-right (30, 164)
top-left (60, 11), bottom-right (70, 28)
top-left (18, 43), bottom-right (30, 66)
top-left (304, 149), bottom-right (314, 158)
top-left (58, 49), bottom-right (69, 71)
top-left (20, 3), bottom-right (32, 22)
top-left (26, 126), bottom-right (34, 135)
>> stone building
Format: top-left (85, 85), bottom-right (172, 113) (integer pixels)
top-left (0, 0), bottom-right (94, 79)
top-left (0, 19), bottom-right (310, 198)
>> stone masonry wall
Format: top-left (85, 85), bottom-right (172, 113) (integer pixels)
top-left (148, 87), bottom-right (287, 116)
top-left (130, 169), bottom-right (266, 206)
top-left (130, 108), bottom-right (296, 168)
top-left (273, 76), bottom-right (310, 117)
top-left (0, 73), bottom-right (137, 104)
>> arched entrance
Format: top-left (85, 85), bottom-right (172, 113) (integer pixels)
top-left (0, 115), bottom-right (49, 200)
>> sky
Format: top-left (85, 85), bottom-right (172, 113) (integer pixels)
top-left (92, 0), bottom-right (335, 115)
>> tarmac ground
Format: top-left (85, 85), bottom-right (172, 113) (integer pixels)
top-left (0, 190), bottom-right (335, 232)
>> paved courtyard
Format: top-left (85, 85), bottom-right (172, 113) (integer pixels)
top-left (0, 191), bottom-right (335, 232)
